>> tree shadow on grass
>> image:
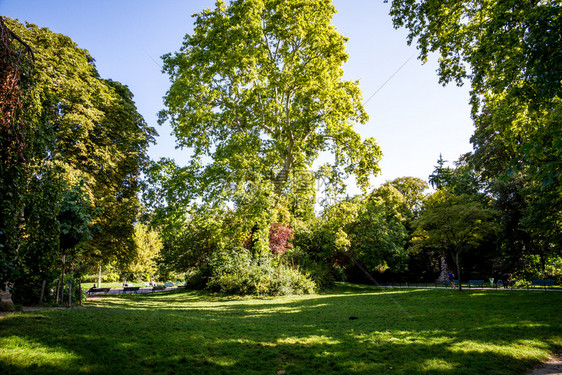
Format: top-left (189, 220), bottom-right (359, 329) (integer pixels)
top-left (1, 286), bottom-right (561, 374)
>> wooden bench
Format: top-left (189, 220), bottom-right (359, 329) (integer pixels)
top-left (122, 287), bottom-right (140, 294)
top-left (152, 286), bottom-right (166, 292)
top-left (468, 280), bottom-right (484, 288)
top-left (86, 287), bottom-right (111, 296)
top-left (530, 280), bottom-right (555, 289)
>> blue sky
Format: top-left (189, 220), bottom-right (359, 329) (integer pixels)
top-left (1, 0), bottom-right (474, 191)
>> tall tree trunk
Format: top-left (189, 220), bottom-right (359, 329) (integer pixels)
top-left (39, 279), bottom-right (46, 304)
top-left (55, 279), bottom-right (60, 304)
top-left (274, 136), bottom-right (294, 194)
top-left (453, 250), bottom-right (462, 291)
top-left (78, 278), bottom-right (82, 306)
top-left (60, 255), bottom-right (66, 303)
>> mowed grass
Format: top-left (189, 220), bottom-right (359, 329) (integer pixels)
top-left (1, 284), bottom-right (561, 375)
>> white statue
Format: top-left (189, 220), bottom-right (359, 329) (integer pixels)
top-left (0, 282), bottom-right (14, 312)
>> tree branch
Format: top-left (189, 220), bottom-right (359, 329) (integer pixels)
top-left (1, 17), bottom-right (35, 61)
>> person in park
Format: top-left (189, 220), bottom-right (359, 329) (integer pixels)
top-left (506, 273), bottom-right (514, 288)
top-left (448, 272), bottom-right (456, 289)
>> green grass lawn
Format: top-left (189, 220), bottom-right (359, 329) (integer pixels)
top-left (1, 284), bottom-right (561, 374)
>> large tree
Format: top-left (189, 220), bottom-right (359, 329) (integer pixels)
top-left (390, 0), bottom-right (562, 184)
top-left (390, 1), bottom-right (562, 270)
top-left (160, 0), bottom-right (382, 202)
top-left (6, 19), bottom-right (156, 263)
top-left (0, 16), bottom-right (40, 295)
top-left (1, 18), bottom-right (155, 301)
top-left (381, 176), bottom-right (428, 218)
top-left (412, 190), bottom-right (498, 290)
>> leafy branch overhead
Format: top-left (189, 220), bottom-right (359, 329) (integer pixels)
top-left (390, 0), bottom-right (562, 184)
top-left (160, 0), bottom-right (382, 199)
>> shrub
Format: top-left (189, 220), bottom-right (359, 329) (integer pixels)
top-left (205, 247), bottom-right (315, 296)
top-left (275, 264), bottom-right (316, 295)
top-left (184, 268), bottom-right (209, 290)
top-left (285, 246), bottom-right (337, 289)
top-left (269, 223), bottom-right (293, 255)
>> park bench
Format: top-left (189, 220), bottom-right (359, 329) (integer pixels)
top-left (152, 286), bottom-right (166, 292)
top-left (468, 280), bottom-right (484, 288)
top-left (86, 287), bottom-right (111, 296)
top-left (122, 287), bottom-right (140, 294)
top-left (530, 280), bottom-right (555, 289)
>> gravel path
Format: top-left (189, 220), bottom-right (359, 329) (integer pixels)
top-left (527, 355), bottom-right (562, 375)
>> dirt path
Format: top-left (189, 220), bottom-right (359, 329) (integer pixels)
top-left (527, 355), bottom-right (562, 375)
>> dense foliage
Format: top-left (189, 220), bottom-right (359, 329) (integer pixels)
top-left (388, 0), bottom-right (561, 283)
top-left (2, 0), bottom-right (560, 301)
top-left (390, 0), bottom-right (561, 184)
top-left (0, 18), bottom-right (155, 304)
top-left (159, 0), bottom-right (381, 199)
top-left (141, 0), bottom-right (561, 294)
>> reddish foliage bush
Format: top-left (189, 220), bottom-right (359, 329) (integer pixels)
top-left (269, 223), bottom-right (293, 255)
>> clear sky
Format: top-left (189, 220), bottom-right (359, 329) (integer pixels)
top-left (1, 0), bottom-right (474, 191)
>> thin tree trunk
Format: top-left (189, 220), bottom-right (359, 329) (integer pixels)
top-left (60, 277), bottom-right (64, 303)
top-left (39, 279), bottom-right (46, 305)
top-left (78, 278), bottom-right (82, 306)
top-left (68, 280), bottom-right (71, 307)
top-left (454, 251), bottom-right (462, 291)
top-left (55, 279), bottom-right (60, 304)
top-left (60, 255), bottom-right (66, 303)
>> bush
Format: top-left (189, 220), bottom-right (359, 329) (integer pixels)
top-left (285, 246), bottom-right (337, 289)
top-left (275, 264), bottom-right (316, 295)
top-left (184, 268), bottom-right (209, 290)
top-left (205, 248), bottom-right (315, 296)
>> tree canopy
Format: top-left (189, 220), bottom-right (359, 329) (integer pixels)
top-left (390, 0), bottom-right (562, 184)
top-left (160, 0), bottom-right (382, 202)
top-left (5, 19), bottom-right (156, 264)
top-left (1, 18), bottom-right (155, 302)
top-left (412, 189), bottom-right (498, 289)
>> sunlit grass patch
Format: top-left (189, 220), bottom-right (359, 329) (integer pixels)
top-left (0, 335), bottom-right (81, 370)
top-left (423, 358), bottom-right (456, 371)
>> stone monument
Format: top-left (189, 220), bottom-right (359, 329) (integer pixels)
top-left (436, 257), bottom-right (448, 283)
top-left (0, 282), bottom-right (14, 312)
